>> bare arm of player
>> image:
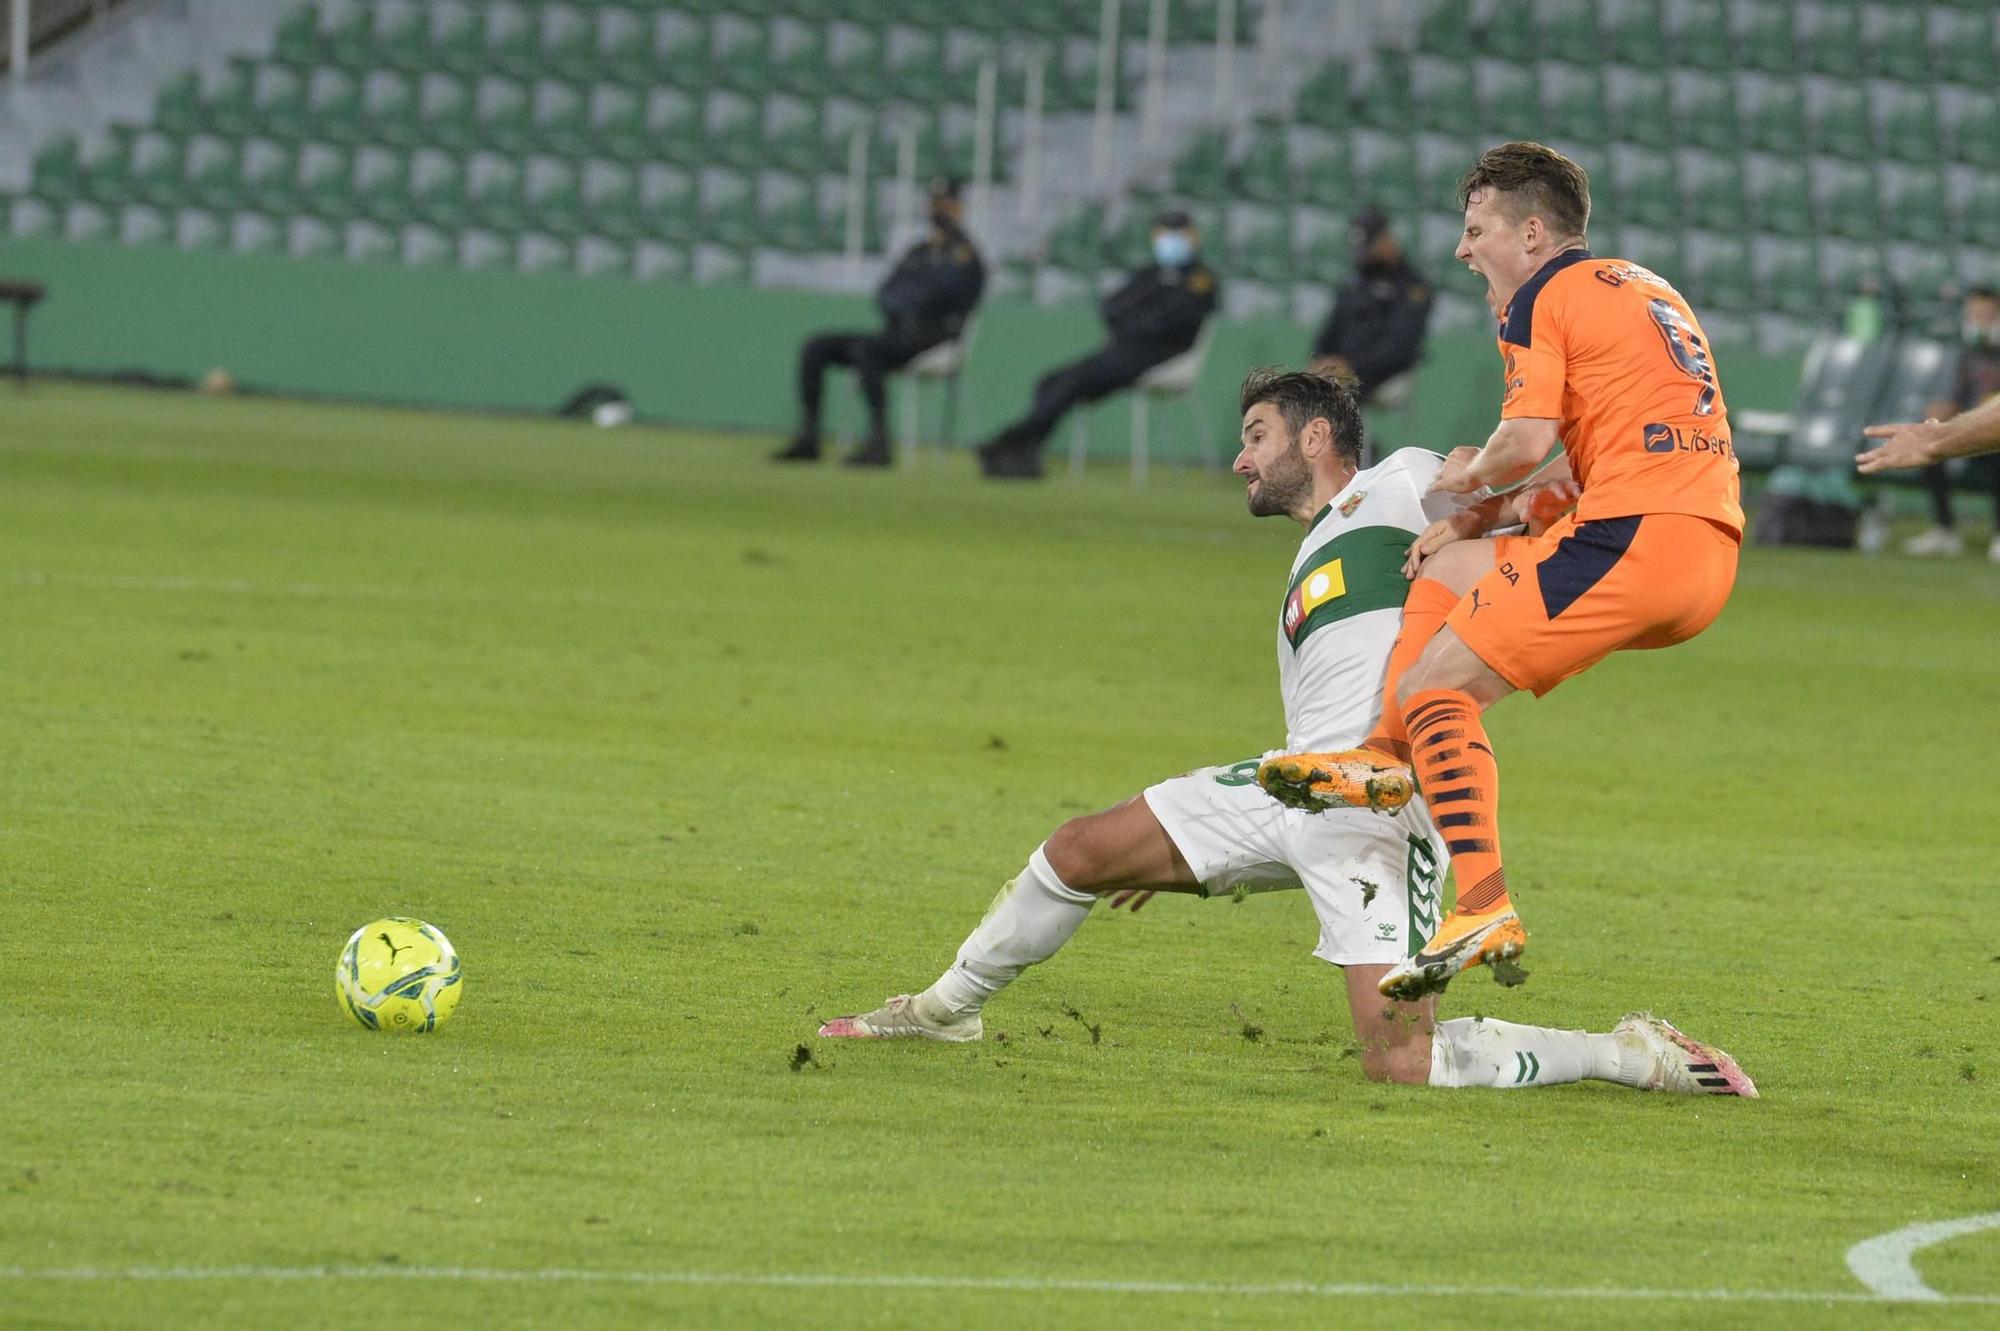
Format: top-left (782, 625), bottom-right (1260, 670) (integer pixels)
top-left (1429, 417), bottom-right (1562, 493)
top-left (1857, 396), bottom-right (2000, 473)
top-left (1401, 470), bottom-right (1579, 578)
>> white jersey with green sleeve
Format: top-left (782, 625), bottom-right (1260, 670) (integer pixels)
top-left (1276, 448), bottom-right (1482, 753)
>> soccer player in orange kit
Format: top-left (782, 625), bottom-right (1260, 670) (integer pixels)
top-left (1259, 142), bottom-right (1743, 1000)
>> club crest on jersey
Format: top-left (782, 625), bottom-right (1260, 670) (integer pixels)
top-left (1339, 490), bottom-right (1367, 517)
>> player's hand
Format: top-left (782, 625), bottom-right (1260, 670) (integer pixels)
top-left (1519, 477), bottom-right (1582, 535)
top-left (1403, 510), bottom-right (1484, 578)
top-left (1427, 446), bottom-right (1484, 494)
top-left (1857, 420), bottom-right (1946, 474)
top-left (1106, 888), bottom-right (1156, 911)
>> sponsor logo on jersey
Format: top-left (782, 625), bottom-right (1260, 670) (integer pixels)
top-left (1282, 561), bottom-right (1347, 640)
top-left (1339, 489), bottom-right (1367, 517)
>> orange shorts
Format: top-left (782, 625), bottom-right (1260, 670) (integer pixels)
top-left (1448, 513), bottom-right (1739, 698)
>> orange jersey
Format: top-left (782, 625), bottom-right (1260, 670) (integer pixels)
top-left (1497, 250), bottom-right (1743, 537)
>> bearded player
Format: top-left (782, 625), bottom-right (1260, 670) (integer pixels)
top-left (818, 368), bottom-right (1755, 1098)
top-left (1261, 143), bottom-right (1744, 1004)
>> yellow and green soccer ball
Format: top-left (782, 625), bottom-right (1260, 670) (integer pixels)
top-left (335, 917), bottom-right (463, 1033)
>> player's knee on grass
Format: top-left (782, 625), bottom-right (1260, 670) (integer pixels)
top-left (1359, 1038), bottom-right (1433, 1086)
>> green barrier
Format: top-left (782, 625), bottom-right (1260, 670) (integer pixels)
top-left (1, 238), bottom-right (1803, 462)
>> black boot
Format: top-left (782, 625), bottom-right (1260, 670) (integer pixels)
top-left (844, 434), bottom-right (894, 467)
top-left (977, 430), bottom-right (1044, 480)
top-left (771, 433), bottom-right (821, 463)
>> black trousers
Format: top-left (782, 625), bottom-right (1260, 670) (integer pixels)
top-left (993, 343), bottom-right (1165, 452)
top-left (1922, 455), bottom-right (2000, 526)
top-left (796, 325), bottom-right (944, 442)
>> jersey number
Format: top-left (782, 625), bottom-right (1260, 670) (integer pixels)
top-left (1646, 298), bottom-right (1718, 417)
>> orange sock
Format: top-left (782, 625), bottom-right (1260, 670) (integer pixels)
top-left (1403, 687), bottom-right (1511, 916)
top-left (1366, 578), bottom-right (1460, 765)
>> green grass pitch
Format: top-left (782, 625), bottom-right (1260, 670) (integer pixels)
top-left (2, 383), bottom-right (1997, 1329)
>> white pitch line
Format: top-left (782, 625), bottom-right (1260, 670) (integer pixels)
top-left (1, 1265), bottom-right (1997, 1305)
top-left (1847, 1211), bottom-right (2000, 1302)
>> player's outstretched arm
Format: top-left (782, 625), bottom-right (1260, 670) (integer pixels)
top-left (1858, 397), bottom-right (2000, 473)
top-left (1429, 417), bottom-right (1562, 493)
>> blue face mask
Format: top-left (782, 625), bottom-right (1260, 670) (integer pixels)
top-left (1153, 231), bottom-right (1194, 267)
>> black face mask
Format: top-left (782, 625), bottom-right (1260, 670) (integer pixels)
top-left (929, 208), bottom-right (956, 230)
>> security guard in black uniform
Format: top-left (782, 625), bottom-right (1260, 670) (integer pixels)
top-left (774, 179), bottom-right (985, 468)
top-left (1308, 208), bottom-right (1433, 404)
top-left (977, 207), bottom-right (1218, 479)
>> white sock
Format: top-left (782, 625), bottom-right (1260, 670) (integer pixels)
top-left (1428, 1017), bottom-right (1639, 1090)
top-left (919, 845), bottom-right (1097, 1018)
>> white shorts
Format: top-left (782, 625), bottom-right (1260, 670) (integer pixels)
top-left (1142, 759), bottom-right (1448, 968)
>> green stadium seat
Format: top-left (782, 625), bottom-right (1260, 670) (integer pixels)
top-left (409, 149), bottom-right (470, 230)
top-left (321, 4), bottom-right (374, 70)
top-left (1877, 89), bottom-right (1942, 165)
top-left (581, 159), bottom-right (639, 239)
top-left (374, 4), bottom-right (433, 76)
top-left (1546, 0), bottom-right (1601, 66)
top-left (80, 127), bottom-right (135, 206)
top-left (1935, 11), bottom-right (1998, 87)
top-left (362, 71), bottom-right (422, 151)
top-left (417, 73), bottom-right (475, 153)
top-left (1471, 64), bottom-right (1535, 139)
top-left (468, 152), bottom-right (528, 233)
top-left (1171, 130), bottom-right (1230, 202)
top-left (1676, 72), bottom-right (1738, 154)
top-left (1042, 206), bottom-right (1103, 274)
top-left (886, 26), bottom-right (948, 106)
top-left (1744, 80), bottom-right (1806, 157)
top-left (1817, 162), bottom-right (1880, 242)
top-left (1798, 5), bottom-right (1864, 79)
top-left (1227, 205), bottom-right (1293, 284)
top-left (229, 210), bottom-right (284, 255)
top-left (759, 93), bottom-right (821, 175)
top-left (1964, 178), bottom-right (2000, 249)
top-left (1294, 216), bottom-right (1352, 287)
top-left (474, 77), bottom-right (533, 155)
top-left (1350, 53), bottom-right (1412, 132)
top-left (432, 3), bottom-right (485, 77)
top-left (1878, 169), bottom-right (1950, 248)
top-left (271, 5), bottom-right (319, 68)
top-left (204, 56), bottom-right (258, 139)
top-left (1480, 2), bottom-right (1536, 63)
top-left (1414, 0), bottom-right (1472, 59)
top-left (544, 6), bottom-right (601, 85)
top-left (1664, 0), bottom-right (1721, 68)
top-left (1614, 155), bottom-right (1679, 231)
top-left (828, 23), bottom-right (887, 104)
top-left (1609, 0), bottom-right (1669, 66)
top-left (485, 4), bottom-right (541, 82)
top-left (768, 18), bottom-right (829, 98)
top-left (1687, 236), bottom-right (1756, 315)
top-left (1737, 3), bottom-right (1797, 76)
top-left (1680, 152), bottom-right (1747, 234)
top-left (1174, 0), bottom-right (1245, 45)
top-left (1748, 157), bottom-right (1813, 237)
top-left (709, 13), bottom-right (770, 95)
top-left (154, 69), bottom-right (202, 137)
top-left (1353, 147), bottom-right (1420, 214)
top-left (704, 91), bottom-right (765, 171)
top-left (185, 134), bottom-right (243, 212)
top-left (758, 171), bottom-right (828, 252)
top-left (1290, 130), bottom-right (1351, 209)
top-left (526, 157), bottom-right (587, 237)
top-left (699, 169), bottom-right (760, 252)
top-left (1948, 94), bottom-right (2000, 170)
top-left (1757, 239), bottom-right (1824, 319)
top-left (1608, 72), bottom-right (1673, 151)
top-left (254, 63), bottom-right (312, 143)
top-left (585, 83), bottom-right (647, 161)
top-left (241, 137), bottom-right (300, 215)
top-left (1234, 123), bottom-right (1291, 204)
top-left (174, 207), bottom-right (226, 251)
top-left (1613, 226), bottom-right (1685, 289)
top-left (1290, 59), bottom-right (1351, 135)
top-left (532, 80), bottom-right (591, 158)
top-left (1545, 66), bottom-right (1608, 147)
top-left (298, 142), bottom-right (357, 221)
top-left (129, 130), bottom-right (187, 208)
top-left (352, 145), bottom-right (413, 226)
top-left (1813, 87), bottom-right (1874, 161)
top-left (1867, 7), bottom-right (1931, 83)
top-left (307, 67), bottom-right (365, 147)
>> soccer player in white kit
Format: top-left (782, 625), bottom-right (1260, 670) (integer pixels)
top-left (821, 368), bottom-right (1756, 1096)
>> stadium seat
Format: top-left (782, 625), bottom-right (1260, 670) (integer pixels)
top-left (1290, 59), bottom-right (1351, 134)
top-left (374, 4), bottom-right (434, 76)
top-left (1544, 66), bottom-right (1608, 147)
top-left (1876, 88), bottom-right (1943, 165)
top-left (254, 63), bottom-right (312, 143)
top-left (468, 151), bottom-right (528, 233)
top-left (473, 76), bottom-right (533, 156)
top-left (886, 26), bottom-right (948, 106)
top-left (1786, 333), bottom-right (1893, 464)
top-left (638, 163), bottom-right (699, 245)
top-left (1757, 237), bottom-right (1825, 319)
top-left (1667, 0), bottom-right (1729, 68)
top-left (1473, 61), bottom-right (1538, 140)
top-left (1681, 151), bottom-right (1748, 234)
top-left (1872, 335), bottom-right (1961, 430)
top-left (1964, 177), bottom-right (2000, 249)
top-left (416, 72), bottom-right (475, 153)
top-left (755, 170), bottom-right (825, 252)
top-left (1611, 0), bottom-right (1669, 67)
top-left (204, 56), bottom-right (259, 139)
top-left (703, 90), bottom-right (765, 170)
top-left (1353, 145), bottom-right (1420, 214)
top-left (1736, 2), bottom-right (1797, 76)
top-left (1416, 60), bottom-right (1478, 136)
top-left (483, 4), bottom-right (541, 82)
top-left (1234, 122), bottom-right (1292, 204)
top-left (1797, 5), bottom-right (1864, 80)
top-left (320, 3), bottom-right (374, 70)
top-left (586, 83), bottom-right (650, 162)
top-left (78, 128), bottom-right (136, 207)
top-left (1934, 11), bottom-right (1999, 88)
top-left (351, 145), bottom-right (412, 225)
top-left (1686, 233), bottom-right (1756, 314)
top-left (1480, 2), bottom-right (1536, 63)
top-left (1227, 204), bottom-right (1293, 284)
top-left (307, 67), bottom-right (365, 147)
top-left (1607, 71), bottom-right (1674, 151)
top-left (1069, 321), bottom-right (1218, 484)
top-left (1676, 72), bottom-right (1739, 154)
top-left (1743, 80), bottom-right (1807, 157)
top-left (1545, 0), bottom-right (1601, 67)
top-left (184, 133), bottom-right (243, 212)
top-left (1748, 157), bottom-right (1814, 237)
top-left (298, 142), bottom-right (357, 221)
top-left (1290, 130), bottom-right (1351, 209)
top-left (407, 148), bottom-right (470, 229)
top-left (543, 5), bottom-right (602, 86)
top-left (709, 12), bottom-right (770, 95)
top-left (828, 22), bottom-right (887, 104)
top-left (1350, 53), bottom-right (1413, 132)
top-left (431, 2), bottom-right (486, 78)
top-left (1614, 154), bottom-right (1679, 230)
top-left (1813, 86), bottom-right (1874, 161)
top-left (699, 169), bottom-right (760, 252)
top-left (1415, 0), bottom-right (1473, 59)
top-left (1866, 6), bottom-right (1931, 83)
top-left (1171, 130), bottom-right (1231, 202)
top-left (240, 137), bottom-right (299, 215)
top-left (362, 71), bottom-right (422, 151)
top-left (271, 5), bottom-right (319, 68)
top-left (1877, 168), bottom-right (1950, 248)
top-left (1815, 162), bottom-right (1880, 243)
top-left (128, 130), bottom-right (187, 209)
top-left (1947, 94), bottom-right (2000, 170)
top-left (153, 69), bottom-right (202, 137)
